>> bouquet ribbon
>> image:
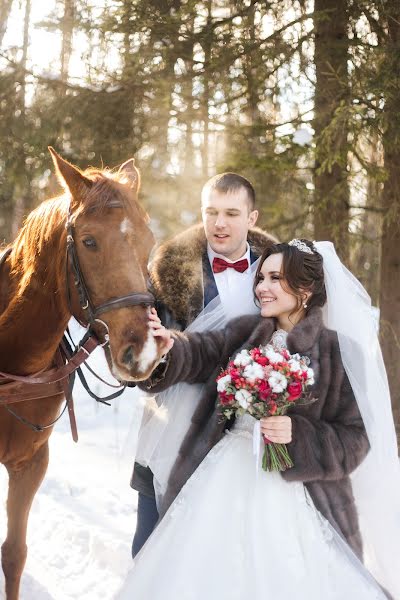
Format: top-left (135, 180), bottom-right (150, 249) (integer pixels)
top-left (252, 420), bottom-right (262, 472)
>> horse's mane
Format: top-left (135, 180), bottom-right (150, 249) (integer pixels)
top-left (10, 194), bottom-right (68, 296)
top-left (9, 168), bottom-right (144, 298)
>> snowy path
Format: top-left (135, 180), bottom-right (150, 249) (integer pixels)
top-left (0, 324), bottom-right (145, 599)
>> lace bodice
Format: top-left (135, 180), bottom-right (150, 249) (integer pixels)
top-left (232, 413), bottom-right (256, 434)
top-left (270, 328), bottom-right (288, 351)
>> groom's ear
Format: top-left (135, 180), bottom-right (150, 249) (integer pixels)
top-left (248, 209), bottom-right (259, 227)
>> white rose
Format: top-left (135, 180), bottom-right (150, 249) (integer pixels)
top-left (268, 371), bottom-right (288, 393)
top-left (233, 350), bottom-right (252, 367)
top-left (306, 367), bottom-right (315, 385)
top-left (288, 358), bottom-right (301, 373)
top-left (217, 374), bottom-right (232, 392)
top-left (235, 388), bottom-right (252, 410)
top-left (243, 363), bottom-right (264, 382)
top-left (264, 346), bottom-right (284, 364)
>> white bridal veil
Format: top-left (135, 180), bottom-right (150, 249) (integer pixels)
top-left (135, 260), bottom-right (261, 504)
top-left (315, 241), bottom-right (400, 599)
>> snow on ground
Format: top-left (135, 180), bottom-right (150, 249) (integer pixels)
top-left (0, 321), bottom-right (146, 599)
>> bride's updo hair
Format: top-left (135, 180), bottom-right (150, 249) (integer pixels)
top-left (254, 239), bottom-right (326, 312)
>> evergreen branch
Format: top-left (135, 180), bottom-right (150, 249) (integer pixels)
top-left (0, 51), bottom-right (89, 92)
top-left (348, 204), bottom-right (384, 213)
top-left (269, 208), bottom-right (310, 228)
top-left (215, 14), bottom-right (312, 54)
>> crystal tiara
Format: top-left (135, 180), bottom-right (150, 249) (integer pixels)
top-left (288, 239), bottom-right (314, 254)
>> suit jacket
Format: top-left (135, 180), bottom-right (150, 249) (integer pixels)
top-left (141, 307), bottom-right (370, 558)
top-left (131, 223), bottom-right (277, 496)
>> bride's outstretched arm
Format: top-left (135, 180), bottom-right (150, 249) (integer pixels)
top-left (140, 308), bottom-right (258, 392)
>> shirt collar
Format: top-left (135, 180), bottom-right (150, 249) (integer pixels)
top-left (207, 242), bottom-right (250, 268)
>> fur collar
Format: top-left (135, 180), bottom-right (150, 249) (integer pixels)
top-left (150, 223), bottom-right (277, 324)
top-left (287, 307), bottom-right (324, 353)
top-left (235, 306), bottom-right (324, 355)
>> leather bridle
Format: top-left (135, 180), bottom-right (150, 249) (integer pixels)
top-left (0, 204), bottom-right (156, 439)
top-left (65, 207), bottom-right (155, 331)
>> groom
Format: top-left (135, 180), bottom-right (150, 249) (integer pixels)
top-left (131, 172), bottom-right (277, 556)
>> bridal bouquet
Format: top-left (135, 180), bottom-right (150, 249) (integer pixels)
top-left (216, 344), bottom-right (315, 471)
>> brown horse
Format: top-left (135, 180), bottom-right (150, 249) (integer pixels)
top-left (0, 149), bottom-right (164, 599)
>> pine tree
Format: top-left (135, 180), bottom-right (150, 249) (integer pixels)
top-left (378, 0), bottom-right (400, 439)
top-left (313, 0), bottom-right (350, 260)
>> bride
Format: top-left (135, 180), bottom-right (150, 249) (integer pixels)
top-left (116, 240), bottom-right (399, 600)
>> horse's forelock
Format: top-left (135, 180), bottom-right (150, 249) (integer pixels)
top-left (79, 169), bottom-right (136, 216)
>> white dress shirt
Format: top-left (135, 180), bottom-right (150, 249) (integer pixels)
top-left (207, 243), bottom-right (256, 319)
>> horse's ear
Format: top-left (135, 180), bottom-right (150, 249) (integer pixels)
top-left (48, 147), bottom-right (92, 202)
top-left (118, 158), bottom-right (140, 193)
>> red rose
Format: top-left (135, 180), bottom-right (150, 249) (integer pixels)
top-left (230, 368), bottom-right (240, 381)
top-left (219, 392), bottom-right (234, 406)
top-left (258, 379), bottom-right (271, 400)
top-left (287, 381), bottom-right (303, 401)
top-left (255, 355), bottom-right (268, 366)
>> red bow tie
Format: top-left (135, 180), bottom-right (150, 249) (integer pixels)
top-left (212, 257), bottom-right (249, 274)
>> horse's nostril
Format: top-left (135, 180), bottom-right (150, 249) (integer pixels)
top-left (122, 345), bottom-right (134, 366)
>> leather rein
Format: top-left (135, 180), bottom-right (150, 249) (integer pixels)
top-left (0, 205), bottom-right (155, 440)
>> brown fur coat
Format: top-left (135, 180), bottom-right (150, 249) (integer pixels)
top-left (131, 223), bottom-right (277, 496)
top-left (142, 307), bottom-right (370, 558)
top-left (150, 223), bottom-right (277, 327)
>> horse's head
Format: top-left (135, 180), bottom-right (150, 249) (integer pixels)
top-left (50, 148), bottom-right (165, 382)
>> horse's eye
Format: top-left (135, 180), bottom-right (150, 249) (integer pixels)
top-left (82, 237), bottom-right (97, 249)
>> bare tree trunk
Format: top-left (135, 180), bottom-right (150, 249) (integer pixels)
top-left (380, 0), bottom-right (400, 444)
top-left (313, 0), bottom-right (350, 261)
top-left (11, 0), bottom-right (31, 238)
top-left (148, 0), bottom-right (181, 173)
top-left (202, 0), bottom-right (212, 178)
top-left (353, 136), bottom-right (382, 303)
top-left (243, 2), bottom-right (260, 129)
top-left (60, 0), bottom-right (74, 87)
top-left (182, 35), bottom-right (194, 177)
top-left (19, 0), bottom-right (30, 114)
top-left (0, 0), bottom-right (13, 47)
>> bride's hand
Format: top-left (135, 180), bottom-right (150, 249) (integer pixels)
top-left (148, 308), bottom-right (174, 355)
top-left (260, 416), bottom-right (292, 444)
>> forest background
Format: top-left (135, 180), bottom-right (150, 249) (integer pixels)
top-left (0, 0), bottom-right (399, 442)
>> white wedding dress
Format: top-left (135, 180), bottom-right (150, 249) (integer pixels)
top-left (117, 411), bottom-right (386, 600)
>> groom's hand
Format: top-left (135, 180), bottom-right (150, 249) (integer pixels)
top-left (148, 308), bottom-right (175, 356)
top-left (260, 416), bottom-right (292, 444)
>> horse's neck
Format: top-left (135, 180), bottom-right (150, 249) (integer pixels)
top-left (0, 259), bottom-right (11, 317)
top-left (0, 268), bottom-right (70, 375)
